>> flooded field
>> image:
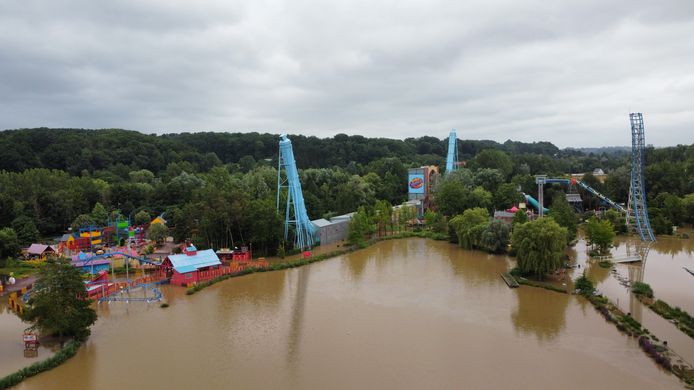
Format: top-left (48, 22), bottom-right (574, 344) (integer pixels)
top-left (2, 238), bottom-right (689, 389)
top-left (573, 231), bottom-right (694, 366)
top-left (0, 303), bottom-right (58, 376)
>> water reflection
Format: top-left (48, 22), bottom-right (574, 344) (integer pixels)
top-left (344, 250), bottom-right (368, 281)
top-left (287, 266), bottom-right (309, 364)
top-left (443, 243), bottom-right (509, 287)
top-left (512, 288), bottom-right (569, 343)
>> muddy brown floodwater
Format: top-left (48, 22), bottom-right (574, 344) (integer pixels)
top-left (11, 238), bottom-right (686, 389)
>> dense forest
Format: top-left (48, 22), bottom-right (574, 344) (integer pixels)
top-left (0, 128), bottom-right (692, 256)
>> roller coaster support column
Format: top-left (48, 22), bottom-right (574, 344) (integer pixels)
top-left (535, 175), bottom-right (547, 218)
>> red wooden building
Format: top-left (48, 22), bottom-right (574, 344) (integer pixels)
top-left (160, 244), bottom-right (222, 286)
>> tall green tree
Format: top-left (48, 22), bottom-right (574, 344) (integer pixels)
top-left (147, 223), bottom-right (169, 244)
top-left (24, 259), bottom-right (97, 341)
top-left (134, 210), bottom-right (152, 226)
top-left (90, 202), bottom-right (109, 226)
top-left (549, 195), bottom-right (578, 242)
top-left (512, 218), bottom-right (567, 279)
top-left (424, 210), bottom-right (447, 233)
top-left (0, 227), bottom-right (20, 260)
top-left (374, 200), bottom-right (392, 237)
top-left (493, 183), bottom-right (522, 211)
top-left (347, 207), bottom-right (372, 246)
top-left (71, 214), bottom-right (95, 232)
top-left (603, 209), bottom-right (627, 234)
top-left (584, 217), bottom-right (615, 255)
top-left (470, 149), bottom-right (513, 179)
top-left (11, 216), bottom-right (40, 245)
top-left (512, 210), bottom-right (528, 226)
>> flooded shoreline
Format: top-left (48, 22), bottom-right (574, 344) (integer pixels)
top-left (1, 237), bottom-right (689, 389)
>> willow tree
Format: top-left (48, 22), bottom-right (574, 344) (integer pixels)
top-left (511, 218), bottom-right (567, 279)
top-left (449, 207), bottom-right (489, 250)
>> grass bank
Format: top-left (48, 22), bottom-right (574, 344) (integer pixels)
top-left (0, 339), bottom-right (81, 390)
top-left (631, 283), bottom-right (694, 341)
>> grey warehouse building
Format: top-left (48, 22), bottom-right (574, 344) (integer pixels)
top-left (311, 216), bottom-right (351, 245)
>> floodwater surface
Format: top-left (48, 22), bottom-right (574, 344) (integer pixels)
top-left (573, 232), bottom-right (694, 365)
top-left (13, 239), bottom-right (686, 389)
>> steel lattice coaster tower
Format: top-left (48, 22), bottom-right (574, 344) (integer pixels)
top-left (445, 129), bottom-right (458, 174)
top-left (626, 113), bottom-right (656, 242)
top-left (277, 134), bottom-right (315, 250)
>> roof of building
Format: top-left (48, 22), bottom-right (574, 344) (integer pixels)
top-left (151, 215), bottom-right (167, 225)
top-left (311, 218), bottom-right (333, 228)
top-left (493, 211), bottom-right (516, 219)
top-left (331, 212), bottom-right (355, 221)
top-left (72, 258), bottom-right (111, 267)
top-left (167, 249), bottom-right (221, 274)
top-left (27, 244), bottom-right (56, 255)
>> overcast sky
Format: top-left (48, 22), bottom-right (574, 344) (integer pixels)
top-left (1, 1), bottom-right (693, 147)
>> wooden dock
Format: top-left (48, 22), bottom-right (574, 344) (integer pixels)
top-left (592, 254), bottom-right (641, 264)
top-left (500, 272), bottom-right (519, 288)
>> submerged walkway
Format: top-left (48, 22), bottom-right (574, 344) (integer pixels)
top-left (500, 272), bottom-right (519, 288)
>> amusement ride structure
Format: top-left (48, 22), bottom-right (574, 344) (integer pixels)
top-left (530, 113), bottom-right (655, 243)
top-left (277, 134), bottom-right (315, 250)
top-left (445, 129), bottom-right (458, 174)
top-left (626, 113), bottom-right (656, 242)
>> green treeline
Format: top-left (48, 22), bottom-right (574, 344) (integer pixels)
top-left (0, 128), bottom-right (692, 258)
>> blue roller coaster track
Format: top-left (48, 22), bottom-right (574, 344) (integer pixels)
top-left (627, 113), bottom-right (655, 242)
top-left (445, 129), bottom-right (458, 174)
top-left (526, 178), bottom-right (626, 214)
top-left (277, 134), bottom-right (315, 250)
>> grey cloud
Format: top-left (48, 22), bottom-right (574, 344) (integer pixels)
top-left (0, 0), bottom-right (692, 147)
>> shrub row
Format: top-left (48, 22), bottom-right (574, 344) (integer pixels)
top-left (631, 282), bottom-right (654, 298)
top-left (639, 336), bottom-right (672, 371)
top-left (583, 293), bottom-right (694, 385)
top-left (0, 339), bottom-right (81, 390)
top-left (649, 299), bottom-right (694, 340)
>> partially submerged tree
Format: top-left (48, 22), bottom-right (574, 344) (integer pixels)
top-left (24, 259), bottom-right (97, 341)
top-left (585, 217), bottom-right (615, 255)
